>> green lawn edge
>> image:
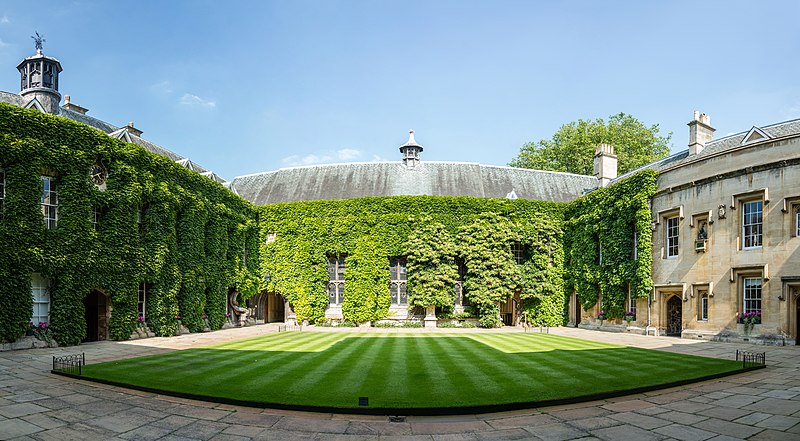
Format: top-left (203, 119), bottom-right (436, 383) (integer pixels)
top-left (67, 333), bottom-right (756, 415)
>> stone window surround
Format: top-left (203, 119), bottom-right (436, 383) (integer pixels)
top-left (782, 197), bottom-right (800, 237)
top-left (730, 188), bottom-right (767, 250)
top-left (731, 266), bottom-right (767, 317)
top-left (655, 205), bottom-right (683, 259)
top-left (692, 283), bottom-right (712, 321)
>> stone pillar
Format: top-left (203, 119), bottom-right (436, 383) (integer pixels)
top-left (424, 306), bottom-right (437, 328)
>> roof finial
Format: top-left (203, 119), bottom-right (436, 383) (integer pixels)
top-left (32, 32), bottom-right (45, 54)
top-left (407, 129), bottom-right (416, 144)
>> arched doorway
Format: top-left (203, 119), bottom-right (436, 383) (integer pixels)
top-left (266, 292), bottom-right (286, 323)
top-left (666, 295), bottom-right (682, 336)
top-left (83, 289), bottom-right (110, 342)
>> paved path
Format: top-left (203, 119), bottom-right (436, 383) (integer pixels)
top-left (1, 326), bottom-right (799, 440)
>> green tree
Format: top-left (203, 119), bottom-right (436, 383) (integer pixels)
top-left (509, 113), bottom-right (672, 176)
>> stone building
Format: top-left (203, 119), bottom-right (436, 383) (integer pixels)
top-left (2, 40), bottom-right (799, 345)
top-left (575, 112), bottom-right (800, 345)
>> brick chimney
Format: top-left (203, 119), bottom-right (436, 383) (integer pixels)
top-left (688, 111), bottom-right (714, 156)
top-left (593, 143), bottom-right (617, 188)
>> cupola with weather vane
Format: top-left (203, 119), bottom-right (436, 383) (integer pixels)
top-left (18, 32), bottom-right (62, 114)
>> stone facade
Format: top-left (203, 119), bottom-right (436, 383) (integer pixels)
top-left (579, 113), bottom-right (800, 345)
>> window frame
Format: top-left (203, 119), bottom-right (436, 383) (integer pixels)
top-left (741, 199), bottom-right (763, 250)
top-left (31, 273), bottom-right (50, 326)
top-left (666, 216), bottom-right (679, 258)
top-left (138, 282), bottom-right (148, 320)
top-left (511, 242), bottom-right (526, 264)
top-left (742, 277), bottom-right (762, 315)
top-left (40, 176), bottom-right (58, 229)
top-left (699, 292), bottom-right (709, 321)
top-left (389, 257), bottom-right (408, 306)
top-left (327, 254), bottom-right (346, 306)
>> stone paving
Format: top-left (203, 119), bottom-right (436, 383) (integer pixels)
top-left (1, 325), bottom-right (799, 440)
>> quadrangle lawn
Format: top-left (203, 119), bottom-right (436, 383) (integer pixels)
top-left (79, 332), bottom-right (745, 411)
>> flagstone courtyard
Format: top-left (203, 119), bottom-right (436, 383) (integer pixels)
top-left (1, 326), bottom-right (799, 440)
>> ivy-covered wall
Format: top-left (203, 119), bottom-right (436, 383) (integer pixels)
top-left (259, 197), bottom-right (567, 327)
top-left (260, 170), bottom-right (656, 327)
top-left (0, 102), bottom-right (658, 344)
top-left (0, 104), bottom-right (261, 345)
top-left (563, 170), bottom-right (658, 319)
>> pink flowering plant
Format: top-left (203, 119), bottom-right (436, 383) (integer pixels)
top-left (624, 311), bottom-right (636, 322)
top-left (597, 310), bottom-right (607, 321)
top-left (737, 311), bottom-right (761, 325)
top-left (29, 321), bottom-right (54, 344)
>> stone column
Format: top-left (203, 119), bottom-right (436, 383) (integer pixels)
top-left (424, 306), bottom-right (437, 328)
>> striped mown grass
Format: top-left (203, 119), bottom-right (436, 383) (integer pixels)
top-left (80, 332), bottom-right (744, 411)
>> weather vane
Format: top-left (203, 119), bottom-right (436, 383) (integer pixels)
top-left (32, 32), bottom-right (45, 53)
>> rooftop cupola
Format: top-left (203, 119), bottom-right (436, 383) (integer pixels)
top-left (17, 32), bottom-right (62, 114)
top-left (399, 129), bottom-right (424, 169)
top-left (688, 111), bottom-right (715, 156)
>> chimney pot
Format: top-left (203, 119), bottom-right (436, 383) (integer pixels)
top-left (688, 111), bottom-right (715, 156)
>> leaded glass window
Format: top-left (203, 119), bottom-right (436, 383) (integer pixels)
top-left (700, 293), bottom-right (708, 321)
top-left (138, 283), bottom-right (148, 320)
top-left (389, 257), bottom-right (407, 305)
top-left (327, 255), bottom-right (345, 305)
top-left (454, 258), bottom-right (470, 307)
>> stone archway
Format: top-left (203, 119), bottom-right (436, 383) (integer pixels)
top-left (83, 289), bottom-right (110, 342)
top-left (665, 295), bottom-right (683, 337)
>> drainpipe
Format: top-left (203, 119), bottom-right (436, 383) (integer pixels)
top-left (645, 292), bottom-right (653, 336)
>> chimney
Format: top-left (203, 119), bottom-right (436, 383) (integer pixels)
top-left (593, 143), bottom-right (617, 188)
top-left (688, 111), bottom-right (714, 156)
top-left (62, 95), bottom-right (89, 115)
top-left (123, 121), bottom-right (143, 137)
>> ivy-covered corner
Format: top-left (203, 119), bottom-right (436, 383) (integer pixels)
top-left (564, 170), bottom-right (657, 320)
top-left (0, 103), bottom-right (261, 345)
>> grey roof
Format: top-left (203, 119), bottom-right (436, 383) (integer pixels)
top-left (612, 117), bottom-right (800, 184)
top-left (232, 161), bottom-right (598, 205)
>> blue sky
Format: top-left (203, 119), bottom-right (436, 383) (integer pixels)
top-left (0, 1), bottom-right (798, 179)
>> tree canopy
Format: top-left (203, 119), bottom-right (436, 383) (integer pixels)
top-left (509, 113), bottom-right (672, 176)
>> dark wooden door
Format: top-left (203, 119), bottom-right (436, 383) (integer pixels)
top-left (666, 295), bottom-right (682, 336)
top-left (83, 290), bottom-right (108, 342)
top-left (575, 295), bottom-right (582, 326)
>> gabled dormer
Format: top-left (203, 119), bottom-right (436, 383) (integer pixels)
top-left (24, 97), bottom-right (45, 113)
top-left (741, 126), bottom-right (771, 145)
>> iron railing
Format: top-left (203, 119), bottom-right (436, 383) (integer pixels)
top-left (735, 349), bottom-right (766, 369)
top-left (52, 353), bottom-right (85, 376)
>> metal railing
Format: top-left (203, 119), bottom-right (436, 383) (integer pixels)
top-left (277, 324), bottom-right (303, 332)
top-left (524, 325), bottom-right (550, 334)
top-left (735, 349), bottom-right (766, 369)
top-left (52, 353), bottom-right (85, 376)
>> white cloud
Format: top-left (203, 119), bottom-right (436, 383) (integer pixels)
top-left (281, 148), bottom-right (364, 167)
top-left (0, 38), bottom-right (10, 48)
top-left (371, 154), bottom-right (388, 162)
top-left (0, 16), bottom-right (10, 25)
top-left (179, 93), bottom-right (216, 109)
top-left (337, 148), bottom-right (361, 160)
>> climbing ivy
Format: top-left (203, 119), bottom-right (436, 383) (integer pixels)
top-left (0, 104), bottom-right (260, 345)
top-left (406, 217), bottom-right (458, 311)
top-left (563, 170), bottom-right (657, 319)
top-left (259, 198), bottom-right (569, 326)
